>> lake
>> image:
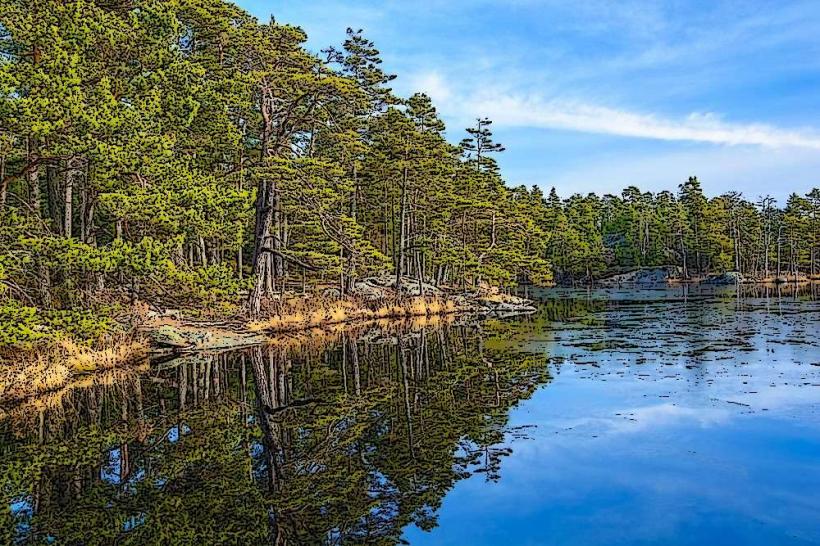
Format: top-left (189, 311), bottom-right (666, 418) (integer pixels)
top-left (1, 284), bottom-right (818, 545)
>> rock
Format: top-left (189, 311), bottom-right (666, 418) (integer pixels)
top-left (353, 275), bottom-right (442, 300)
top-left (322, 288), bottom-right (342, 299)
top-left (148, 324), bottom-right (265, 352)
top-left (474, 294), bottom-right (536, 315)
top-left (597, 267), bottom-right (672, 286)
top-left (493, 302), bottom-right (537, 313)
top-left (150, 325), bottom-right (192, 348)
top-left (634, 268), bottom-right (670, 284)
top-left (191, 331), bottom-right (265, 351)
top-left (352, 279), bottom-right (392, 300)
top-left (704, 271), bottom-right (743, 285)
top-left (401, 279), bottom-right (442, 297)
top-left (351, 275), bottom-right (442, 300)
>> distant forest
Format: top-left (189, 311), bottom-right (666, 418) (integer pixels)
top-left (0, 0), bottom-right (818, 329)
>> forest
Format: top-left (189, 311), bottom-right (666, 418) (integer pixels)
top-left (1, 0), bottom-right (819, 348)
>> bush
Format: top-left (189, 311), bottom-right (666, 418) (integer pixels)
top-left (0, 300), bottom-right (116, 349)
top-left (40, 310), bottom-right (117, 345)
top-left (159, 262), bottom-right (251, 312)
top-left (0, 300), bottom-right (44, 347)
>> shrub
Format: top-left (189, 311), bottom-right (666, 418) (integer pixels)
top-left (0, 300), bottom-right (44, 347)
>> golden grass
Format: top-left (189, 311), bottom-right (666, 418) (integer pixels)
top-left (248, 296), bottom-right (462, 334)
top-left (0, 338), bottom-right (148, 405)
top-left (0, 357), bottom-right (72, 404)
top-left (0, 364), bottom-right (149, 429)
top-left (58, 338), bottom-right (148, 373)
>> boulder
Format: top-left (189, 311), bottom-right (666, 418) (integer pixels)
top-left (352, 279), bottom-right (392, 301)
top-left (704, 271), bottom-right (743, 285)
top-left (597, 267), bottom-right (672, 286)
top-left (352, 275), bottom-right (442, 300)
top-left (148, 324), bottom-right (265, 352)
top-left (474, 294), bottom-right (536, 315)
top-left (150, 325), bottom-right (192, 348)
top-left (322, 288), bottom-right (342, 299)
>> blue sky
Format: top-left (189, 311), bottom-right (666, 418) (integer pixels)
top-left (235, 0), bottom-right (820, 202)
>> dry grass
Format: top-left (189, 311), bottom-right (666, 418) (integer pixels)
top-left (0, 357), bottom-right (72, 404)
top-left (0, 337), bottom-right (148, 405)
top-left (58, 338), bottom-right (148, 373)
top-left (248, 296), bottom-right (461, 333)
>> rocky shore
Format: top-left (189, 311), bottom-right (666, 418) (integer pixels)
top-left (595, 267), bottom-right (813, 287)
top-left (145, 277), bottom-right (537, 353)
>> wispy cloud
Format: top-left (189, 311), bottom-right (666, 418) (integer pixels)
top-left (246, 0), bottom-right (820, 199)
top-left (460, 93), bottom-right (820, 149)
top-left (514, 145), bottom-right (820, 200)
top-left (406, 71), bottom-right (452, 104)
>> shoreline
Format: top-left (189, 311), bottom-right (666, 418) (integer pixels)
top-left (145, 292), bottom-right (537, 353)
top-left (590, 266), bottom-right (818, 287)
top-left (2, 278), bottom-right (815, 408)
top-left (0, 291), bottom-right (537, 407)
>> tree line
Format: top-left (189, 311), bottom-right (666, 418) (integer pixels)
top-left (0, 0), bottom-right (817, 332)
top-left (542, 177), bottom-right (819, 283)
top-left (0, 0), bottom-right (553, 324)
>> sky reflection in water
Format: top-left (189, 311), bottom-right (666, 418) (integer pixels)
top-left (405, 285), bottom-right (820, 545)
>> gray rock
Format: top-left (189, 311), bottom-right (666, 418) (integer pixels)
top-left (351, 275), bottom-right (442, 300)
top-left (322, 288), bottom-right (342, 299)
top-left (598, 267), bottom-right (672, 286)
top-left (150, 325), bottom-right (192, 348)
top-left (148, 325), bottom-right (265, 352)
top-left (704, 271), bottom-right (743, 285)
top-left (474, 295), bottom-right (537, 315)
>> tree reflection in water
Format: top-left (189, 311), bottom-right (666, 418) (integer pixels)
top-left (0, 317), bottom-right (550, 545)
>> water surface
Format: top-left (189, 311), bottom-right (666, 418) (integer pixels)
top-left (1, 285), bottom-right (818, 545)
top-left (405, 284), bottom-right (820, 545)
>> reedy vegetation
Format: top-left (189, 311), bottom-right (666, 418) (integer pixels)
top-left (0, 0), bottom-right (817, 348)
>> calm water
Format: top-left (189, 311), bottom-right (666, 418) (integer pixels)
top-left (1, 285), bottom-right (818, 545)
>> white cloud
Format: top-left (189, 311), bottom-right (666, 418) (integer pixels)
top-left (405, 71), bottom-right (452, 104)
top-left (460, 93), bottom-right (820, 149)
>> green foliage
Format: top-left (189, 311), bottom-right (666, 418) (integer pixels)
top-left (543, 180), bottom-right (820, 281)
top-left (0, 300), bottom-right (114, 348)
top-left (0, 300), bottom-right (43, 347)
top-left (160, 262), bottom-right (250, 309)
top-left (40, 309), bottom-right (116, 343)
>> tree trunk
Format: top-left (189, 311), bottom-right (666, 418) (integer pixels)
top-left (415, 251), bottom-right (424, 296)
top-left (273, 187), bottom-right (284, 278)
top-left (461, 211), bottom-right (468, 290)
top-left (396, 148), bottom-right (409, 295)
top-left (0, 155), bottom-right (7, 209)
top-left (733, 221), bottom-right (740, 272)
top-left (47, 158), bottom-right (60, 229)
top-left (198, 236), bottom-right (207, 266)
top-left (250, 88), bottom-right (279, 314)
top-left (27, 139), bottom-right (41, 217)
top-left (65, 156), bottom-right (83, 237)
top-left (250, 178), bottom-right (276, 316)
top-left (352, 164), bottom-right (358, 221)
